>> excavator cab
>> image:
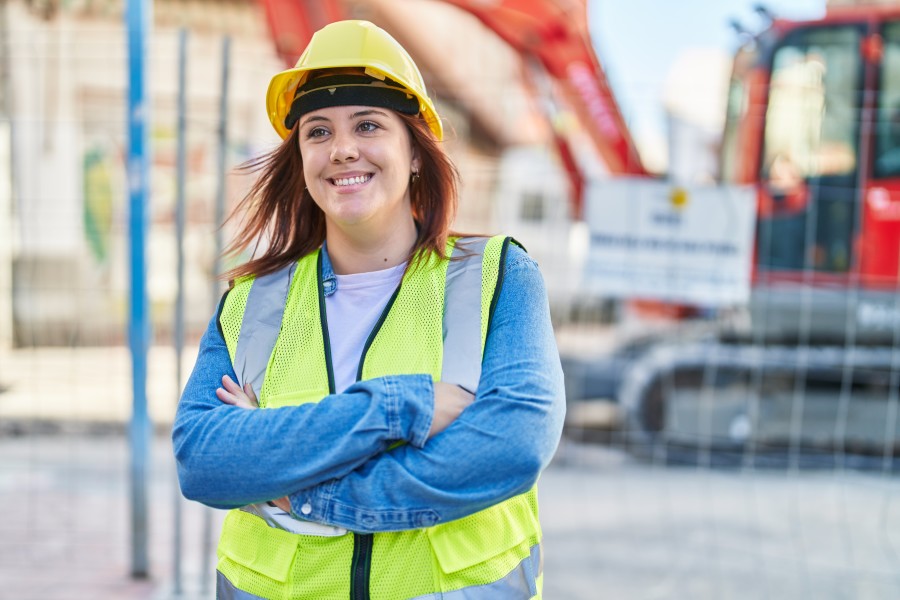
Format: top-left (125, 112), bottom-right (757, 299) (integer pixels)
top-left (619, 10), bottom-right (900, 460)
top-left (720, 11), bottom-right (900, 346)
top-left (756, 26), bottom-right (859, 276)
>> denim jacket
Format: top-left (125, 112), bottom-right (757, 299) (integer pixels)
top-left (173, 244), bottom-right (565, 533)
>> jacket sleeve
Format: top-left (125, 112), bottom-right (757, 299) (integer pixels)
top-left (172, 312), bottom-right (435, 509)
top-left (287, 245), bottom-right (566, 532)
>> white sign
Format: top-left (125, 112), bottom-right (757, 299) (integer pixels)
top-left (584, 178), bottom-right (757, 306)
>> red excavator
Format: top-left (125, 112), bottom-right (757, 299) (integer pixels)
top-left (615, 3), bottom-right (900, 464)
top-left (257, 0), bottom-right (900, 463)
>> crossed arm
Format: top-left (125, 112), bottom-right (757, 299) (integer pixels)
top-left (172, 247), bottom-right (565, 531)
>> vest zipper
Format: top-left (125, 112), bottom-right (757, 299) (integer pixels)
top-left (350, 533), bottom-right (374, 600)
top-left (347, 281), bottom-right (401, 600)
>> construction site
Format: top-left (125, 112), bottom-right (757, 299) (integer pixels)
top-left (2, 0), bottom-right (900, 598)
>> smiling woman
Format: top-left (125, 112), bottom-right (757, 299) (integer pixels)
top-left (297, 105), bottom-right (419, 272)
top-left (172, 19), bottom-right (565, 600)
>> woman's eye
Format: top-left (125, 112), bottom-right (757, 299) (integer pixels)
top-left (306, 127), bottom-right (328, 139)
top-left (358, 121), bottom-right (380, 133)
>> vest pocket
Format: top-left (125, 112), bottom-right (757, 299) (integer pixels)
top-left (425, 491), bottom-right (539, 574)
top-left (264, 388), bottom-right (328, 409)
top-left (219, 510), bottom-right (300, 583)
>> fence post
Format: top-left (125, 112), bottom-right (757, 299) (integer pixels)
top-left (126, 0), bottom-right (152, 579)
top-left (172, 26), bottom-right (188, 595)
top-left (0, 0), bottom-right (12, 353)
top-left (200, 34), bottom-right (231, 595)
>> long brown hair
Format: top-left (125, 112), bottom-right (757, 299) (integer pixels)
top-left (222, 111), bottom-right (460, 281)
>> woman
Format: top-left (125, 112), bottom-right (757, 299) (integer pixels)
top-left (173, 19), bottom-right (565, 600)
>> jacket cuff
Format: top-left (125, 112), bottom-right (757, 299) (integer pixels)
top-left (289, 482), bottom-right (440, 533)
top-left (288, 480), bottom-right (335, 524)
top-left (384, 374), bottom-right (433, 449)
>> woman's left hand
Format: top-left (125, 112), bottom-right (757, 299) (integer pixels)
top-left (216, 375), bottom-right (292, 511)
top-left (216, 375), bottom-right (259, 409)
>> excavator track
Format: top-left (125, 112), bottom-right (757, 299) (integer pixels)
top-left (619, 340), bottom-right (900, 469)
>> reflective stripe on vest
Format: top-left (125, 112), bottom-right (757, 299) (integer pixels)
top-left (440, 237), bottom-right (488, 393)
top-left (408, 543), bottom-right (542, 600)
top-left (217, 570), bottom-right (268, 600)
top-left (233, 263), bottom-right (297, 399)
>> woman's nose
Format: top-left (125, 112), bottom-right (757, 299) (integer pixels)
top-left (330, 132), bottom-right (358, 163)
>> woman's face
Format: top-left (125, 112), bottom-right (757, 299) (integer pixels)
top-left (298, 105), bottom-right (419, 236)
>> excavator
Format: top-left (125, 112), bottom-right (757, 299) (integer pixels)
top-left (256, 0), bottom-right (900, 465)
top-left (617, 3), bottom-right (900, 465)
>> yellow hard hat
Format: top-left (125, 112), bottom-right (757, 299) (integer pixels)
top-left (266, 20), bottom-right (443, 141)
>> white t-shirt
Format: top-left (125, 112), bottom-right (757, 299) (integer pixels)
top-left (251, 260), bottom-right (407, 535)
top-left (326, 262), bottom-right (407, 393)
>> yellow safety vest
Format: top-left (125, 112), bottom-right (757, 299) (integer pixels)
top-left (216, 236), bottom-right (542, 600)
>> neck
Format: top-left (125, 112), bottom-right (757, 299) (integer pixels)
top-left (325, 215), bottom-right (417, 275)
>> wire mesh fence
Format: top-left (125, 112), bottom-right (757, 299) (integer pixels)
top-left (1, 2), bottom-right (900, 599)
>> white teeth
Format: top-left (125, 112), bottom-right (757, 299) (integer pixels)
top-left (333, 175), bottom-right (371, 186)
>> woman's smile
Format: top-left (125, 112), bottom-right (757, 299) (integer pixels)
top-left (329, 172), bottom-right (374, 189)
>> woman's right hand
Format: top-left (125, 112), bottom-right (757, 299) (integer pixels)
top-left (429, 382), bottom-right (474, 438)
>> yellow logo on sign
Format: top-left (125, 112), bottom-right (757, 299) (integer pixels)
top-left (670, 187), bottom-right (688, 210)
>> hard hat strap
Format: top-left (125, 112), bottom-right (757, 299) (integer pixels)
top-left (284, 74), bottom-right (419, 131)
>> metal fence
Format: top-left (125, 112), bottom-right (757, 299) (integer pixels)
top-left (1, 4), bottom-right (899, 600)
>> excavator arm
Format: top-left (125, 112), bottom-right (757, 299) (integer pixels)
top-left (258, 0), bottom-right (346, 67)
top-left (440, 0), bottom-right (645, 178)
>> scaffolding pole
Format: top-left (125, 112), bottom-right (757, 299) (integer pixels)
top-left (172, 26), bottom-right (188, 594)
top-left (0, 0), bottom-right (13, 352)
top-left (126, 0), bottom-right (151, 579)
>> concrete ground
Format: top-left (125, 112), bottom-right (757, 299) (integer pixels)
top-left (2, 432), bottom-right (900, 600)
top-left (2, 345), bottom-right (900, 599)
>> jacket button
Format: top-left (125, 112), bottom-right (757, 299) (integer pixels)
top-left (300, 503), bottom-right (312, 515)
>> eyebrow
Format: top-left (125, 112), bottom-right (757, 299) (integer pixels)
top-left (299, 115), bottom-right (329, 128)
top-left (350, 109), bottom-right (389, 119)
top-left (299, 109), bottom-right (390, 130)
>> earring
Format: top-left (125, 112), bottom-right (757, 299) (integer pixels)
top-left (411, 169), bottom-right (420, 183)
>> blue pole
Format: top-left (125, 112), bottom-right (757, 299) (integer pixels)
top-left (126, 0), bottom-right (151, 579)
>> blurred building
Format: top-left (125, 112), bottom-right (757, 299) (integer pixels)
top-left (1, 0), bottom-right (283, 345)
top-left (663, 49), bottom-right (731, 185)
top-left (0, 0), bottom-right (578, 346)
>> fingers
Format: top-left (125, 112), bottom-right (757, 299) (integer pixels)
top-left (215, 386), bottom-right (238, 405)
top-left (243, 382), bottom-right (259, 407)
top-left (216, 375), bottom-right (258, 409)
top-left (221, 374), bottom-right (243, 395)
top-left (429, 382), bottom-right (476, 438)
top-left (271, 496), bottom-right (291, 512)
top-left (216, 376), bottom-right (238, 404)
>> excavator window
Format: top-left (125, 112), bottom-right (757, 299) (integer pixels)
top-left (874, 21), bottom-right (900, 179)
top-left (757, 25), bottom-right (862, 275)
top-left (762, 27), bottom-right (860, 186)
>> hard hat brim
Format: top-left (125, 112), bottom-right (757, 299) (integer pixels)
top-left (267, 66), bottom-right (443, 141)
